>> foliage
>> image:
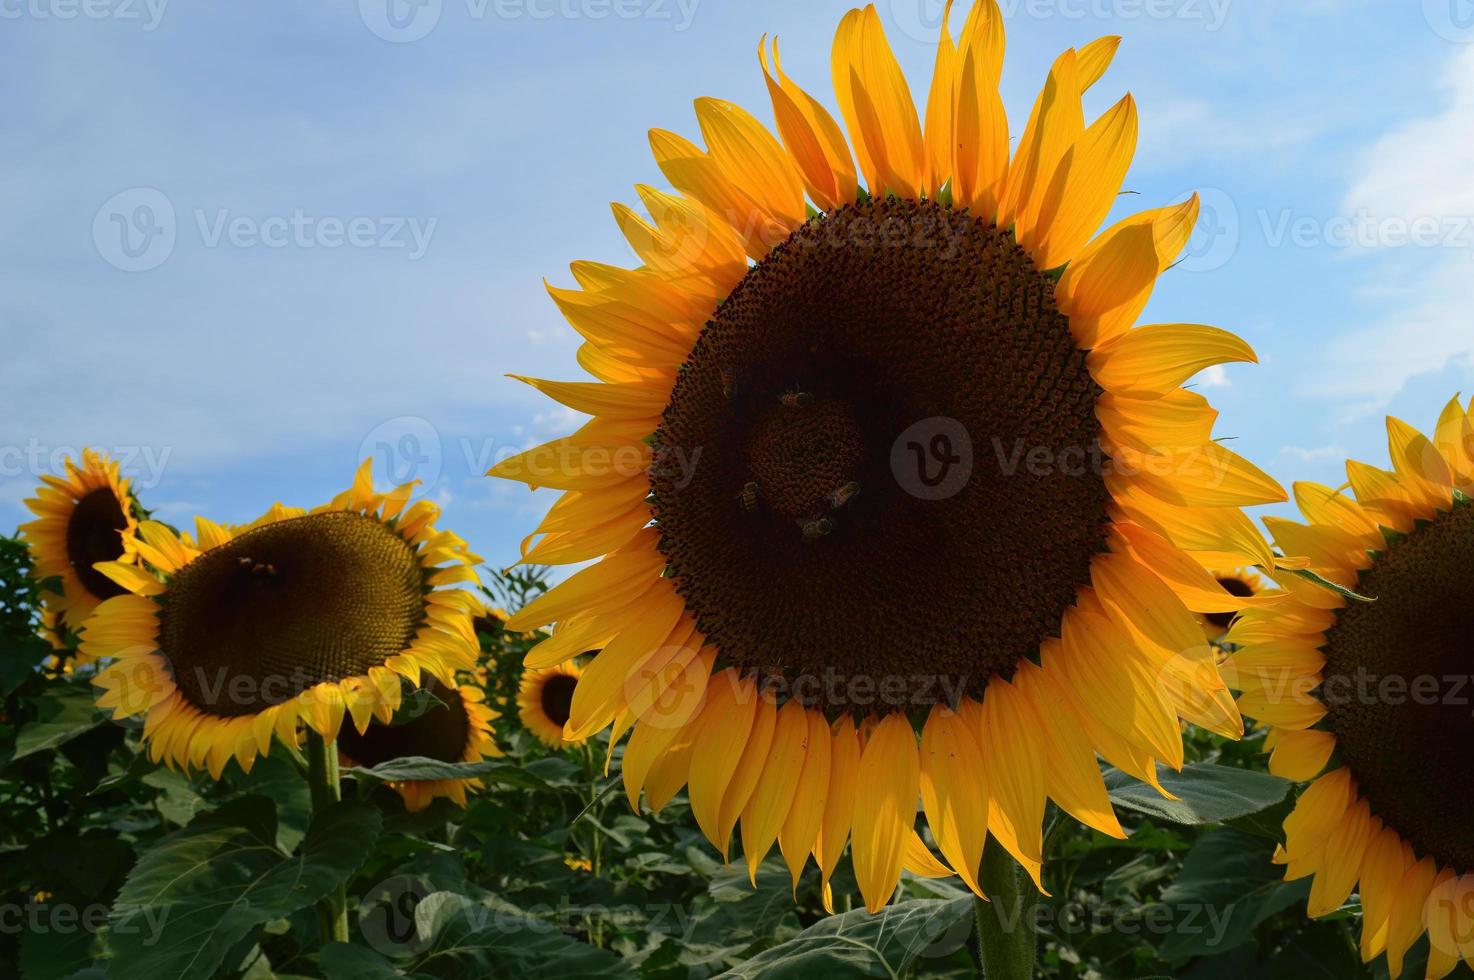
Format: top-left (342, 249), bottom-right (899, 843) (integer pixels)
top-left (0, 533), bottom-right (1461, 979)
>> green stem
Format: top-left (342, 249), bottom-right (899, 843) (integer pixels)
top-left (974, 839), bottom-right (1039, 979)
top-left (305, 730), bottom-right (349, 946)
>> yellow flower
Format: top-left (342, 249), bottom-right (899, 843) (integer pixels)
top-left (83, 461), bottom-right (483, 780)
top-left (518, 662), bottom-right (584, 749)
top-left (1199, 567), bottom-right (1265, 645)
top-left (1228, 395), bottom-right (1474, 980)
top-left (21, 449), bottom-right (141, 634)
top-left (491, 1), bottom-right (1283, 912)
top-left (338, 675), bottom-right (502, 811)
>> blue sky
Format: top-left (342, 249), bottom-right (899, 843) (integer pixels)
top-left (3, 0), bottom-right (1473, 574)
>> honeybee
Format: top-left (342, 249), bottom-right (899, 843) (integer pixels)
top-left (779, 390), bottom-right (814, 408)
top-left (828, 481), bottom-right (860, 510)
top-left (737, 481), bottom-right (760, 513)
top-left (800, 517), bottom-right (835, 541)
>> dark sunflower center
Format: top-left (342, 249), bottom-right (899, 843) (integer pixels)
top-left (539, 672), bottom-right (578, 729)
top-left (649, 198), bottom-right (1111, 711)
top-left (337, 676), bottom-right (470, 767)
top-left (1321, 499), bottom-right (1474, 872)
top-left (66, 488), bottom-right (130, 601)
top-left (159, 511), bottom-right (426, 718)
top-left (1205, 576), bottom-right (1255, 630)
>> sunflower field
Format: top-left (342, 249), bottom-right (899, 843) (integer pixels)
top-left (8, 1), bottom-right (1474, 978)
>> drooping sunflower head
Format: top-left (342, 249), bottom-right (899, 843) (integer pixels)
top-left (518, 661), bottom-right (584, 749)
top-left (1199, 567), bottom-right (1264, 644)
top-left (83, 461), bottom-right (483, 780)
top-left (491, 1), bottom-right (1285, 911)
top-left (338, 674), bottom-right (502, 811)
top-left (1226, 395), bottom-right (1474, 980)
top-left (21, 449), bottom-right (141, 630)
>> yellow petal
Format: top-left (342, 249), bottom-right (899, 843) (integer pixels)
top-left (1268, 728), bottom-right (1335, 782)
top-left (814, 717), bottom-right (861, 913)
top-left (850, 712), bottom-right (919, 912)
top-left (978, 678), bottom-right (1049, 893)
top-left (778, 707), bottom-right (832, 893)
top-left (831, 5), bottom-right (925, 197)
top-left (920, 702), bottom-right (990, 898)
top-left (1030, 93), bottom-right (1137, 269)
top-left (693, 97), bottom-right (807, 241)
top-left (687, 671), bottom-right (757, 850)
top-left (742, 700), bottom-right (808, 883)
top-left (1089, 323), bottom-right (1256, 397)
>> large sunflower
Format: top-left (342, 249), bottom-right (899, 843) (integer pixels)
top-left (82, 461), bottom-right (483, 779)
top-left (338, 674), bottom-right (502, 811)
top-left (518, 661), bottom-right (584, 749)
top-left (490, 1), bottom-right (1285, 911)
top-left (1226, 396), bottom-right (1474, 980)
top-left (21, 449), bottom-right (141, 632)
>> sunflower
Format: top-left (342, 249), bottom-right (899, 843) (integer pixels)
top-left (82, 461), bottom-right (483, 780)
top-left (38, 607), bottom-right (75, 675)
top-left (338, 674), bottom-right (502, 811)
top-left (21, 449), bottom-right (141, 633)
top-left (490, 2), bottom-right (1285, 911)
top-left (1199, 567), bottom-right (1265, 645)
top-left (1226, 396), bottom-right (1474, 980)
top-left (518, 661), bottom-right (584, 749)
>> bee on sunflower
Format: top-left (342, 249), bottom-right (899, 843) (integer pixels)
top-left (338, 674), bottom-right (502, 811)
top-left (21, 449), bottom-right (142, 657)
top-left (1226, 396), bottom-right (1474, 980)
top-left (82, 460), bottom-right (484, 780)
top-left (490, 0), bottom-right (1284, 918)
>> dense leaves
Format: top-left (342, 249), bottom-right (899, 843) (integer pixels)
top-left (2, 542), bottom-right (1463, 978)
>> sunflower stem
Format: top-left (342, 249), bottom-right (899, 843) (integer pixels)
top-left (974, 839), bottom-right (1038, 980)
top-left (305, 730), bottom-right (350, 946)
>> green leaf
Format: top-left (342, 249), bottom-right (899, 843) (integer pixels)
top-left (1155, 827), bottom-right (1310, 960)
top-left (345, 756), bottom-right (553, 790)
top-left (713, 897), bottom-right (975, 978)
top-left (11, 684), bottom-right (107, 761)
top-left (398, 891), bottom-right (632, 978)
top-left (109, 796), bottom-right (382, 980)
top-left (1104, 763), bottom-right (1290, 825)
top-left (0, 635), bottom-right (50, 695)
top-left (319, 943), bottom-right (407, 980)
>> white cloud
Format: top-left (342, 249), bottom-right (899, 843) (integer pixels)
top-left (1304, 47), bottom-right (1474, 407)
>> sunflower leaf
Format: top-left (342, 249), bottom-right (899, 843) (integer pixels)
top-left (395, 891), bottom-right (632, 978)
top-left (1103, 763), bottom-right (1290, 825)
top-left (1153, 827), bottom-right (1310, 961)
top-left (108, 796), bottom-right (382, 980)
top-left (10, 681), bottom-right (107, 762)
top-left (710, 896), bottom-right (975, 978)
top-left (344, 756), bottom-right (554, 790)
